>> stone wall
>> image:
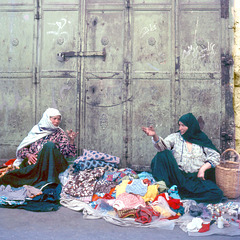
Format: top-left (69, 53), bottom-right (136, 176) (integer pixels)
top-left (234, 0), bottom-right (240, 153)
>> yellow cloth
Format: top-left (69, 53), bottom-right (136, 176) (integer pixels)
top-left (115, 180), bottom-right (130, 198)
top-left (142, 184), bottom-right (159, 202)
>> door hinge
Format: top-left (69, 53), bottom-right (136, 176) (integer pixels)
top-left (221, 53), bottom-right (233, 85)
top-left (221, 54), bottom-right (233, 66)
top-left (35, 0), bottom-right (41, 20)
top-left (221, 0), bottom-right (229, 19)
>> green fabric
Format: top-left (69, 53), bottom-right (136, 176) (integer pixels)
top-left (178, 113), bottom-right (219, 153)
top-left (0, 142), bottom-right (68, 189)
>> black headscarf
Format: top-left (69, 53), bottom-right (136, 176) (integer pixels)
top-left (178, 113), bottom-right (219, 153)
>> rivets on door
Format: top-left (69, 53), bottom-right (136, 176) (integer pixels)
top-left (57, 38), bottom-right (64, 45)
top-left (101, 37), bottom-right (109, 46)
top-left (12, 38), bottom-right (19, 46)
top-left (100, 113), bottom-right (108, 130)
top-left (148, 37), bottom-right (156, 46)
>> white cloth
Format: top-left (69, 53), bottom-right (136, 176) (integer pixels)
top-left (14, 108), bottom-right (62, 167)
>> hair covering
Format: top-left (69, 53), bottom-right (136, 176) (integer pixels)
top-left (14, 108), bottom-right (62, 166)
top-left (178, 113), bottom-right (219, 153)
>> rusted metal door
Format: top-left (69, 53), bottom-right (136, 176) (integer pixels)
top-left (0, 0), bottom-right (234, 171)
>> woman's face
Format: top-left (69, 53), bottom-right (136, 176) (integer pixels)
top-left (50, 115), bottom-right (61, 127)
top-left (179, 121), bottom-right (188, 135)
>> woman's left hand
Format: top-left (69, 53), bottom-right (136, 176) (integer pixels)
top-left (66, 129), bottom-right (79, 144)
top-left (197, 168), bottom-right (206, 180)
top-left (197, 162), bottom-right (211, 180)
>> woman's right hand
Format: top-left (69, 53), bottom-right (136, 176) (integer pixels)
top-left (141, 126), bottom-right (157, 136)
top-left (27, 153), bottom-right (38, 165)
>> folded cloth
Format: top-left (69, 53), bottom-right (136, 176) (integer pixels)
top-left (74, 149), bottom-right (120, 164)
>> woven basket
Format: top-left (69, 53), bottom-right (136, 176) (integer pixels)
top-left (215, 148), bottom-right (240, 199)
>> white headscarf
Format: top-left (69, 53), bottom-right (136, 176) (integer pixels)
top-left (14, 108), bottom-right (62, 166)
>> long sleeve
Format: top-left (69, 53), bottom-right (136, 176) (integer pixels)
top-left (203, 147), bottom-right (220, 167)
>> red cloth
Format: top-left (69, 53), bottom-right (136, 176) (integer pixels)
top-left (153, 193), bottom-right (183, 210)
top-left (3, 159), bottom-right (16, 166)
top-left (135, 206), bottom-right (160, 224)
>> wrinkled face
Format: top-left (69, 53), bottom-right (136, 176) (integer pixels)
top-left (50, 115), bottom-right (61, 127)
top-left (179, 121), bottom-right (188, 135)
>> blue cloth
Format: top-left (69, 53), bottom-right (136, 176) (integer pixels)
top-left (125, 179), bottom-right (148, 196)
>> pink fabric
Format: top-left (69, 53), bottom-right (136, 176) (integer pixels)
top-left (113, 192), bottom-right (146, 210)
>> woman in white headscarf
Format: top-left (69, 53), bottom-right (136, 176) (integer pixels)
top-left (0, 108), bottom-right (78, 188)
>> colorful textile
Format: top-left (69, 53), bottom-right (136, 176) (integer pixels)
top-left (63, 167), bottom-right (105, 199)
top-left (125, 179), bottom-right (148, 196)
top-left (115, 180), bottom-right (129, 198)
top-left (74, 149), bottom-right (120, 164)
top-left (168, 185), bottom-right (181, 199)
top-left (115, 208), bottom-right (137, 218)
top-left (137, 172), bottom-right (156, 184)
top-left (73, 159), bottom-right (117, 172)
top-left (143, 184), bottom-right (159, 202)
top-left (135, 206), bottom-right (160, 224)
top-left (104, 168), bottom-right (137, 183)
top-left (113, 192), bottom-right (146, 210)
top-left (94, 179), bottom-right (117, 194)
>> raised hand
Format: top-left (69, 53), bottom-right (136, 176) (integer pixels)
top-left (66, 129), bottom-right (79, 144)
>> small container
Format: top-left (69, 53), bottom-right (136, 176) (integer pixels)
top-left (217, 216), bottom-right (224, 229)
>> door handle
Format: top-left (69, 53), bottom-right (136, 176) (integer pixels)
top-left (57, 48), bottom-right (106, 62)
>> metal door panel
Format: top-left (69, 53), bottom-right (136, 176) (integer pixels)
top-left (178, 2), bottom-right (225, 150)
top-left (180, 11), bottom-right (220, 73)
top-left (0, 78), bottom-right (35, 158)
top-left (180, 79), bottom-right (221, 147)
top-left (38, 78), bottom-right (78, 131)
top-left (130, 3), bottom-right (174, 169)
top-left (0, 11), bottom-right (35, 72)
top-left (133, 0), bottom-right (172, 4)
top-left (83, 5), bottom-right (125, 160)
top-left (132, 9), bottom-right (172, 78)
top-left (41, 10), bottom-right (79, 72)
top-left (181, 0), bottom-right (219, 4)
top-left (84, 78), bottom-right (124, 158)
top-left (131, 80), bottom-right (172, 171)
top-left (0, 0), bottom-right (34, 4)
top-left (42, 0), bottom-right (79, 4)
top-left (85, 10), bottom-right (124, 72)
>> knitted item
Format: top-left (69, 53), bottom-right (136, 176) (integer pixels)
top-left (115, 208), bottom-right (137, 218)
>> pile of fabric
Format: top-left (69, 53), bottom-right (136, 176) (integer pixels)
top-left (1, 149), bottom-right (240, 235)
